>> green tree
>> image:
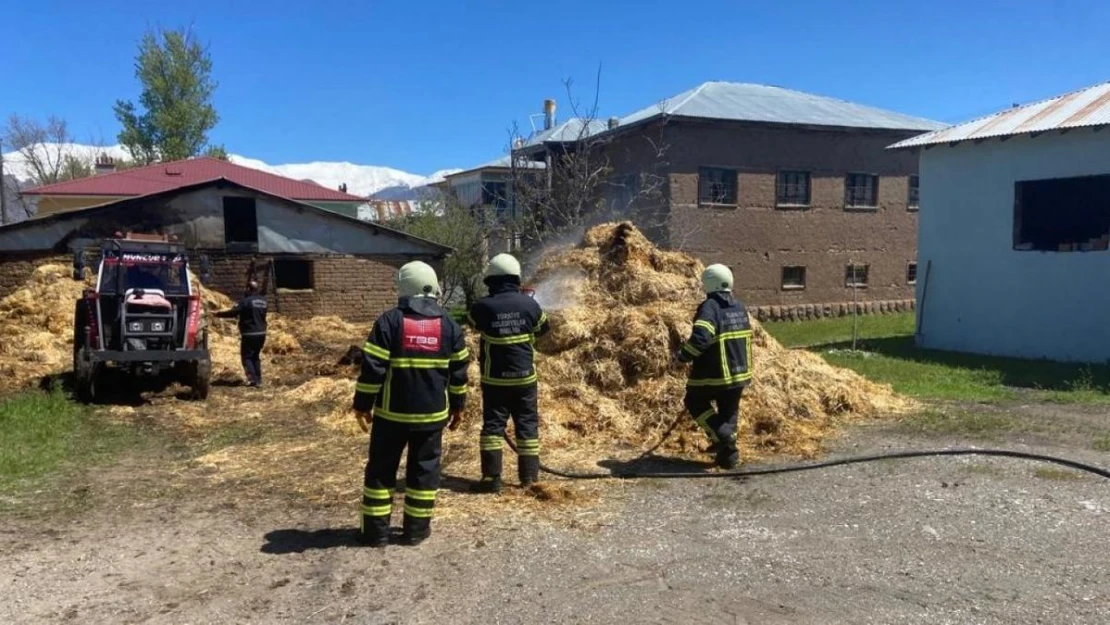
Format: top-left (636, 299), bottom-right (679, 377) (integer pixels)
top-left (114, 27), bottom-right (219, 164)
top-left (398, 196), bottom-right (493, 308)
top-left (203, 144), bottom-right (229, 160)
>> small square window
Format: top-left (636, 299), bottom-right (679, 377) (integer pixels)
top-left (777, 171), bottom-right (811, 207)
top-left (274, 259), bottom-right (314, 290)
top-left (908, 175), bottom-right (920, 210)
top-left (781, 266), bottom-right (806, 290)
top-left (698, 167), bottom-right (738, 205)
top-left (907, 262), bottom-right (918, 285)
top-left (845, 264), bottom-right (869, 287)
top-left (223, 196), bottom-right (258, 246)
top-left (845, 174), bottom-right (879, 209)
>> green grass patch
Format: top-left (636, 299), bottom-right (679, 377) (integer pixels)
top-left (1032, 467), bottom-right (1083, 481)
top-left (761, 314), bottom-right (1110, 404)
top-left (764, 312), bottom-right (916, 348)
top-left (198, 421), bottom-right (269, 453)
top-left (901, 409), bottom-right (1018, 439)
top-left (0, 389), bottom-right (143, 496)
top-left (1093, 435), bottom-right (1110, 452)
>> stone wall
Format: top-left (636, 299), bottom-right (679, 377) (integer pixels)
top-left (750, 298), bottom-right (915, 322)
top-left (0, 252), bottom-right (416, 322)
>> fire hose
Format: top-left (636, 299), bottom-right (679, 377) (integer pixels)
top-left (500, 415), bottom-right (1110, 481)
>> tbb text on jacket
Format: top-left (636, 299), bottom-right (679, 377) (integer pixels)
top-left (353, 296), bottom-right (469, 429)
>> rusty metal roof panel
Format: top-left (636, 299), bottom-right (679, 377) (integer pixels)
top-left (890, 81), bottom-right (1110, 149)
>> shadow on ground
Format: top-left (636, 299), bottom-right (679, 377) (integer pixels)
top-left (261, 528), bottom-right (362, 554)
top-left (819, 336), bottom-right (1110, 392)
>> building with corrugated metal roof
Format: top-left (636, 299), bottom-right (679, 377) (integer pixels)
top-left (889, 81), bottom-right (1110, 362)
top-left (515, 82), bottom-right (944, 319)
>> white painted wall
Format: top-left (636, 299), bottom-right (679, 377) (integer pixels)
top-left (916, 129), bottom-right (1110, 362)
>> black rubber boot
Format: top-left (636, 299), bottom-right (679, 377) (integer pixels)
top-left (471, 450), bottom-right (504, 493)
top-left (518, 455), bottom-right (540, 487)
top-left (358, 516), bottom-right (390, 548)
top-left (401, 516), bottom-right (431, 546)
top-left (715, 436), bottom-right (740, 470)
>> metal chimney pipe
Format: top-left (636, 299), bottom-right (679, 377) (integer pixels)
top-left (608, 117), bottom-right (620, 130)
top-left (543, 99), bottom-right (556, 130)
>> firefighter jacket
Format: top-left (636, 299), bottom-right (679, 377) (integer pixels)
top-left (468, 282), bottom-right (550, 387)
top-left (215, 294), bottom-right (268, 337)
top-left (353, 296), bottom-right (470, 429)
top-left (677, 292), bottom-right (753, 389)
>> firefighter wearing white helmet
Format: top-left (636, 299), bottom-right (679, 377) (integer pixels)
top-left (467, 253), bottom-right (550, 492)
top-left (352, 261), bottom-right (470, 546)
top-left (674, 263), bottom-right (753, 469)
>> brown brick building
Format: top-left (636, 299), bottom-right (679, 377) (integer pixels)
top-left (0, 179), bottom-right (449, 322)
top-left (517, 82), bottom-right (945, 320)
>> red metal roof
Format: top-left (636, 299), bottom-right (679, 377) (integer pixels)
top-left (22, 156), bottom-right (365, 202)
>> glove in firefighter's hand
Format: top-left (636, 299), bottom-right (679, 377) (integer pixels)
top-left (355, 409), bottom-right (373, 433)
top-left (447, 410), bottom-right (463, 431)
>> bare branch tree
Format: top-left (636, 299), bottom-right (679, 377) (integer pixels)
top-left (1, 115), bottom-right (98, 223)
top-left (505, 72), bottom-right (671, 256)
top-left (2, 114), bottom-right (85, 187)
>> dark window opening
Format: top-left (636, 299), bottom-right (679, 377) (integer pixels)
top-left (846, 264), bottom-right (869, 287)
top-left (481, 181), bottom-right (509, 210)
top-left (907, 262), bottom-right (918, 285)
top-left (781, 266), bottom-right (806, 290)
top-left (274, 259), bottom-right (314, 290)
top-left (223, 197), bottom-right (258, 246)
top-left (1014, 174), bottom-right (1110, 252)
top-left (699, 167), bottom-right (738, 205)
top-left (777, 171), bottom-right (811, 207)
top-left (908, 175), bottom-right (920, 210)
top-left (845, 174), bottom-right (878, 209)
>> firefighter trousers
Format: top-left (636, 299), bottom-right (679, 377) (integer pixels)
top-left (479, 384), bottom-right (540, 484)
top-left (361, 418), bottom-right (443, 544)
top-left (683, 386), bottom-right (744, 462)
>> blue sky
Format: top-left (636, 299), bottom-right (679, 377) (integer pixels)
top-left (2, 0), bottom-right (1108, 174)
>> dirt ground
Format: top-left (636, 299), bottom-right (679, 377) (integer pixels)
top-left (2, 392), bottom-right (1108, 625)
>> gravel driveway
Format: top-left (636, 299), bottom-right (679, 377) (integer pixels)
top-left (2, 411), bottom-right (1108, 624)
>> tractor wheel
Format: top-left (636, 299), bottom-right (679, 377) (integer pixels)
top-left (189, 357), bottom-right (212, 400)
top-left (74, 347), bottom-right (99, 403)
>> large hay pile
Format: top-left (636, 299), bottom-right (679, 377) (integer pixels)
top-left (489, 222), bottom-right (912, 459)
top-left (0, 264), bottom-right (344, 392)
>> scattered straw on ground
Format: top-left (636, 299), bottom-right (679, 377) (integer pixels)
top-left (0, 224), bottom-right (913, 525)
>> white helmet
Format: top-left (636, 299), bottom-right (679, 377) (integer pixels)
top-left (396, 261), bottom-right (439, 298)
top-left (485, 253), bottom-right (522, 278)
top-left (702, 264), bottom-right (733, 294)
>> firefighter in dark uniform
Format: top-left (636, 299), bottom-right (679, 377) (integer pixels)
top-left (352, 261), bottom-right (469, 547)
top-left (675, 264), bottom-right (753, 469)
top-left (468, 253), bottom-right (550, 493)
top-left (214, 279), bottom-right (268, 387)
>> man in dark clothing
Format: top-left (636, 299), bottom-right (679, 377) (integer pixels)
top-left (675, 264), bottom-right (753, 469)
top-left (352, 261), bottom-right (469, 547)
top-left (215, 280), bottom-right (268, 387)
top-left (467, 253), bottom-right (550, 493)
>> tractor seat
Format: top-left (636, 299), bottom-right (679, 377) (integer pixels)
top-left (124, 288), bottom-right (173, 310)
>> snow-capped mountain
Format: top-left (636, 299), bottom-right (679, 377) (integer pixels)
top-left (1, 143), bottom-right (460, 198)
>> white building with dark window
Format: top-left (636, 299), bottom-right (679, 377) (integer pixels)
top-left (890, 81), bottom-right (1110, 362)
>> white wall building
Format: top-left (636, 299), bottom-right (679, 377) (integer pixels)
top-left (890, 82), bottom-right (1110, 363)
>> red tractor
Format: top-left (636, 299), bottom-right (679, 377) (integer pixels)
top-left (72, 233), bottom-right (211, 402)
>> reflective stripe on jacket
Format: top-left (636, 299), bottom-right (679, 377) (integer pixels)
top-left (677, 292), bottom-right (753, 388)
top-left (468, 282), bottom-right (550, 387)
top-left (352, 296), bottom-right (469, 429)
